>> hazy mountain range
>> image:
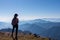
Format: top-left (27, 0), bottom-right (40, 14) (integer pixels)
top-left (42, 18), bottom-right (60, 22)
top-left (0, 18), bottom-right (60, 40)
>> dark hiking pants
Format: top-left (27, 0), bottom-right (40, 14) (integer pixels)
top-left (12, 24), bottom-right (18, 40)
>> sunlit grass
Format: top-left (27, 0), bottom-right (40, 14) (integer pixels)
top-left (0, 32), bottom-right (49, 40)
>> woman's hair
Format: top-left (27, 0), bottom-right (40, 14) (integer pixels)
top-left (14, 13), bottom-right (18, 17)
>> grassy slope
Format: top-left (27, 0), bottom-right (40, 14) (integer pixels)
top-left (0, 32), bottom-right (49, 40)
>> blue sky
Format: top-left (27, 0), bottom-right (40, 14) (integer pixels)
top-left (0, 0), bottom-right (60, 22)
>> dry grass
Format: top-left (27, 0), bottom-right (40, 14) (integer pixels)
top-left (0, 32), bottom-right (49, 40)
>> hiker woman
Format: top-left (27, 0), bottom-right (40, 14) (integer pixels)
top-left (11, 13), bottom-right (19, 40)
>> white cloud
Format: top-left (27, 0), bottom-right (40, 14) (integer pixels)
top-left (0, 17), bottom-right (12, 22)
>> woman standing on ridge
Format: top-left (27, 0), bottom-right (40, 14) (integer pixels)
top-left (11, 13), bottom-right (19, 40)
